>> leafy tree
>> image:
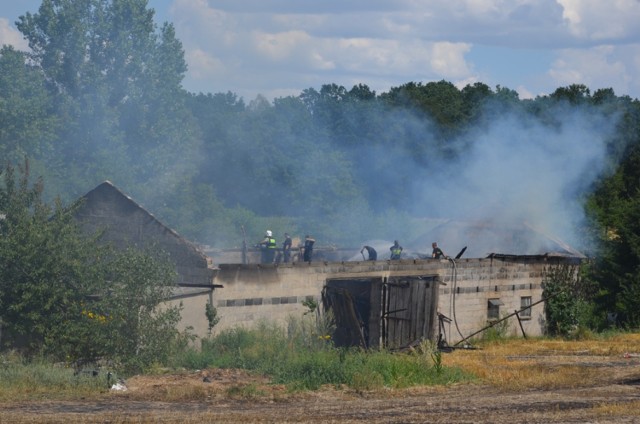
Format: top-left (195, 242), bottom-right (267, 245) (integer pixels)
top-left (551, 84), bottom-right (591, 104)
top-left (419, 80), bottom-right (466, 133)
top-left (348, 83), bottom-right (376, 102)
top-left (0, 160), bottom-right (188, 372)
top-left (580, 94), bottom-right (640, 328)
top-left (92, 246), bottom-right (186, 373)
top-left (493, 85), bottom-right (521, 103)
top-left (0, 159), bottom-right (105, 355)
top-left (186, 91), bottom-right (266, 213)
top-left (16, 0), bottom-right (201, 202)
top-left (460, 82), bottom-right (493, 122)
top-left (205, 302), bottom-right (220, 335)
top-left (152, 178), bottom-right (236, 247)
top-left (380, 80), bottom-right (465, 131)
top-left (586, 142), bottom-right (640, 327)
top-left (592, 88), bottom-right (617, 105)
top-left (0, 46), bottom-right (58, 168)
top-left (187, 87), bottom-right (365, 228)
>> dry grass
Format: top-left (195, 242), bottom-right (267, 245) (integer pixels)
top-left (444, 333), bottom-right (640, 390)
top-left (2, 334), bottom-right (640, 423)
top-left (0, 411), bottom-right (234, 424)
top-left (592, 400), bottom-right (640, 417)
top-left (116, 368), bottom-right (285, 403)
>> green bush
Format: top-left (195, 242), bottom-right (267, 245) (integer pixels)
top-left (0, 161), bottom-right (193, 375)
top-left (543, 263), bottom-right (596, 337)
top-left (176, 318), bottom-right (473, 392)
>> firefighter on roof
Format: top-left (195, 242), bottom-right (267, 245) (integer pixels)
top-left (258, 230), bottom-right (277, 263)
top-left (390, 240), bottom-right (403, 260)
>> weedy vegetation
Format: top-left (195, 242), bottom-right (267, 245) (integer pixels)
top-left (0, 352), bottom-right (110, 401)
top-left (172, 315), bottom-right (472, 392)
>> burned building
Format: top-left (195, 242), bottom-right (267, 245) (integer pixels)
top-left (211, 254), bottom-right (581, 349)
top-left (208, 218), bottom-right (583, 348)
top-left (73, 182), bottom-right (584, 348)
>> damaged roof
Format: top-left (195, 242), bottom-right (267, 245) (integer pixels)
top-left (412, 219), bottom-right (585, 259)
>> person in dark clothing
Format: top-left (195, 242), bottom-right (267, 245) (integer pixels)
top-left (258, 230), bottom-right (277, 263)
top-left (361, 245), bottom-right (377, 261)
top-left (390, 240), bottom-right (403, 260)
top-left (282, 233), bottom-right (292, 263)
top-left (432, 242), bottom-right (446, 259)
top-left (303, 235), bottom-right (315, 262)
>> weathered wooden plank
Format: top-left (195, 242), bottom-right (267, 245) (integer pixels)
top-left (381, 276), bottom-right (439, 349)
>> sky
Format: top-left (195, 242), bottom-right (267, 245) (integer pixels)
top-left (1, 0), bottom-right (640, 102)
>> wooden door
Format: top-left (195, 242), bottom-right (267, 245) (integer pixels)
top-left (382, 276), bottom-right (438, 349)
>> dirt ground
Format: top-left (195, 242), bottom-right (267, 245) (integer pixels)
top-left (2, 354), bottom-right (640, 423)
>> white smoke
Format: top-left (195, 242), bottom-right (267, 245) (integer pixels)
top-left (408, 103), bottom-right (617, 255)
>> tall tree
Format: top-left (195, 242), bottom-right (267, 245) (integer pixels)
top-left (0, 46), bottom-right (57, 167)
top-left (16, 0), bottom-right (201, 204)
top-left (585, 97), bottom-right (640, 327)
top-left (551, 84), bottom-right (591, 104)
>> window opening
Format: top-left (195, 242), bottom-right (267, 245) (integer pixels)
top-left (487, 298), bottom-right (503, 320)
top-left (520, 296), bottom-right (532, 318)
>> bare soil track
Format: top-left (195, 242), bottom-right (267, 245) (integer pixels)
top-left (2, 356), bottom-right (640, 423)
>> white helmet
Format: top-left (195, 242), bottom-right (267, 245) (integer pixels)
top-left (266, 230), bottom-right (272, 237)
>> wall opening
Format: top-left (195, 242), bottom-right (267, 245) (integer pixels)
top-left (488, 298), bottom-right (503, 320)
top-left (323, 275), bottom-right (439, 349)
top-left (323, 278), bottom-right (376, 348)
top-left (520, 296), bottom-right (532, 319)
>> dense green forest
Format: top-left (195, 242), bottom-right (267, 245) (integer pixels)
top-left (2, 0), bottom-right (640, 329)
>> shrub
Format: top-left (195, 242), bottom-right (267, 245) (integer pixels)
top-left (0, 161), bottom-right (192, 375)
top-left (543, 263), bottom-right (594, 337)
top-left (178, 317), bottom-right (473, 392)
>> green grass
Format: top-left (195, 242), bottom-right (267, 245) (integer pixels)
top-left (0, 353), bottom-right (110, 401)
top-left (225, 383), bottom-right (267, 398)
top-left (172, 319), bottom-right (474, 392)
top-left (1, 316), bottom-right (474, 399)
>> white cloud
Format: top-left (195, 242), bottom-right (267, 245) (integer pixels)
top-left (0, 18), bottom-right (28, 50)
top-left (558, 0), bottom-right (640, 41)
top-left (516, 85), bottom-right (534, 99)
top-left (253, 30), bottom-right (312, 61)
top-left (549, 45), bottom-right (639, 94)
top-left (172, 0), bottom-right (481, 98)
top-left (167, 0), bottom-right (640, 100)
top-left (185, 48), bottom-right (227, 78)
top-left (431, 42), bottom-right (472, 77)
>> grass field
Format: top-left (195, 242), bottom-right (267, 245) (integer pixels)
top-left (1, 332), bottom-right (640, 423)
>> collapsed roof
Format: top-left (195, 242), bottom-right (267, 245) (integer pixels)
top-left (409, 219), bottom-right (585, 259)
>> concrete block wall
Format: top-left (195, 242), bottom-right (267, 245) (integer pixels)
top-left (213, 263), bottom-right (329, 331)
top-left (205, 256), bottom-right (572, 343)
top-left (438, 257), bottom-right (549, 344)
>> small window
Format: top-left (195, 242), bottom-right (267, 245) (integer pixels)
top-left (487, 298), bottom-right (503, 320)
top-left (520, 296), bottom-right (532, 318)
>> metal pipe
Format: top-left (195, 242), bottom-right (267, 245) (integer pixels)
top-left (453, 294), bottom-right (554, 347)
